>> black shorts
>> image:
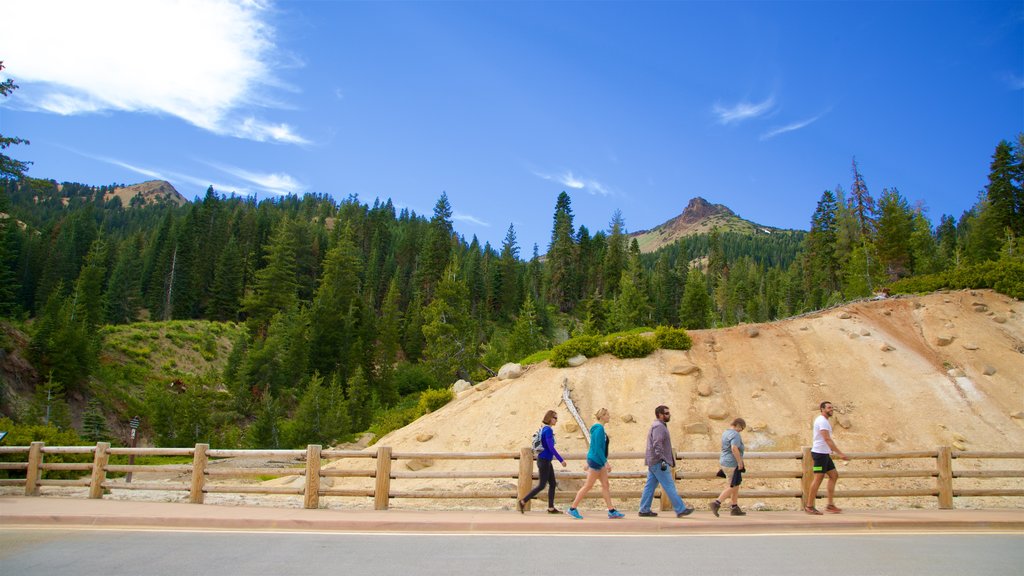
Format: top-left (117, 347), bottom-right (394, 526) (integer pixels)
top-left (812, 452), bottom-right (836, 474)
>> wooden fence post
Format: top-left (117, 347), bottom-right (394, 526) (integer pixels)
top-left (801, 446), bottom-right (814, 507)
top-left (25, 441), bottom-right (44, 496)
top-left (304, 444), bottom-right (322, 509)
top-left (937, 445), bottom-right (954, 509)
top-left (518, 448), bottom-right (534, 511)
top-left (89, 442), bottom-right (110, 499)
top-left (374, 446), bottom-right (392, 510)
top-left (190, 443), bottom-right (208, 504)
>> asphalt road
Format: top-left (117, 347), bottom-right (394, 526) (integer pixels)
top-left (1, 529), bottom-right (1022, 576)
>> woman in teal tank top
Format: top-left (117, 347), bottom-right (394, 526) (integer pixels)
top-left (566, 408), bottom-right (624, 519)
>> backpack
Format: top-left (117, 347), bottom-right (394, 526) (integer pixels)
top-left (531, 426), bottom-right (545, 455)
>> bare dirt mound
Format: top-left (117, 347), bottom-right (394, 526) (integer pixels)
top-left (310, 289), bottom-right (1022, 510)
top-left (380, 289), bottom-right (1022, 455)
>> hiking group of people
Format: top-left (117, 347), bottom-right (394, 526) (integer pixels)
top-left (517, 401), bottom-right (849, 519)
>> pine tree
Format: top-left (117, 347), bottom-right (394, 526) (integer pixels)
top-left (0, 62), bottom-right (31, 179)
top-left (850, 158), bottom-right (876, 238)
top-left (209, 235), bottom-right (244, 321)
top-left (26, 373), bottom-right (72, 430)
top-left (309, 222), bottom-right (363, 379)
top-left (81, 397), bottom-right (110, 443)
top-left (804, 190), bottom-right (839, 308)
top-left (497, 223), bottom-right (522, 319)
top-left (375, 277), bottom-right (402, 407)
top-left (416, 193), bottom-right (454, 300)
top-left (546, 192), bottom-right (577, 312)
top-left (603, 211), bottom-right (627, 298)
top-left (346, 366), bottom-right (371, 432)
top-left (0, 186), bottom-right (20, 315)
top-left (104, 236), bottom-right (143, 324)
top-left (421, 259), bottom-right (474, 384)
top-left (247, 392), bottom-right (282, 449)
top-left (242, 219), bottom-right (299, 337)
top-left (679, 267), bottom-right (712, 329)
top-left (875, 188), bottom-right (914, 280)
top-left (508, 293), bottom-right (545, 361)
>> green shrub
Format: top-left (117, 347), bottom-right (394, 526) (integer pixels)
top-left (394, 363), bottom-right (438, 395)
top-left (417, 388), bottom-right (453, 415)
top-left (889, 260), bottom-right (1024, 299)
top-left (520, 350), bottom-right (551, 365)
top-left (606, 333), bottom-right (657, 359)
top-left (0, 417), bottom-right (91, 480)
top-left (654, 326), bottom-right (693, 350)
top-left (549, 335), bottom-right (603, 368)
top-left (368, 406), bottom-right (420, 442)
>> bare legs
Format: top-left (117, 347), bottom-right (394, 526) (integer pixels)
top-left (571, 465), bottom-right (613, 510)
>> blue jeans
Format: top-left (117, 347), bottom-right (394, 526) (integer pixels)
top-left (638, 464), bottom-right (688, 514)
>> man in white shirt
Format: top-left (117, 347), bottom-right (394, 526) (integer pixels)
top-left (806, 401), bottom-right (849, 515)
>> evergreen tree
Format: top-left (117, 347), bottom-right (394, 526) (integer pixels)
top-left (875, 187), bottom-right (914, 280)
top-left (909, 210), bottom-right (941, 275)
top-left (984, 139), bottom-right (1023, 239)
top-left (285, 372), bottom-right (330, 447)
top-left (508, 293), bottom-right (545, 360)
top-left (309, 222), bottom-right (363, 379)
top-left (81, 397), bottom-right (110, 443)
top-left (679, 267), bottom-right (712, 329)
top-left (850, 158), bottom-right (876, 238)
top-left (497, 223), bottom-right (522, 319)
top-left (0, 62), bottom-right (31, 179)
top-left (546, 192), bottom-right (578, 312)
top-left (375, 277), bottom-right (402, 407)
top-left (242, 219), bottom-right (299, 337)
top-left (421, 259), bottom-right (474, 384)
top-left (416, 193), bottom-right (454, 300)
top-left (209, 235), bottom-right (244, 321)
top-left (804, 190), bottom-right (839, 308)
top-left (346, 365), bottom-right (371, 432)
top-left (26, 373), bottom-right (72, 430)
top-left (73, 237), bottom-right (108, 332)
top-left (247, 392), bottom-right (282, 449)
top-left (0, 186), bottom-right (20, 315)
top-left (603, 211), bottom-right (627, 298)
top-left (104, 235), bottom-right (143, 324)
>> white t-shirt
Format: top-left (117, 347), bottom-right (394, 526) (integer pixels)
top-left (812, 414), bottom-right (833, 454)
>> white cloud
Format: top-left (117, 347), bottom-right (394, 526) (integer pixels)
top-left (1002, 72), bottom-right (1024, 91)
top-left (72, 150), bottom-right (250, 195)
top-left (1, 0), bottom-right (308, 144)
top-left (453, 212), bottom-right (490, 227)
top-left (760, 110), bottom-right (829, 140)
top-left (586, 180), bottom-right (612, 197)
top-left (207, 162), bottom-right (306, 195)
top-left (713, 97), bottom-right (776, 125)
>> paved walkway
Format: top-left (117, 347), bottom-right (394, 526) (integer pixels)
top-left (2, 497), bottom-right (1022, 534)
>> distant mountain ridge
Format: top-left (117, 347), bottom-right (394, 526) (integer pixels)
top-left (630, 196), bottom-right (797, 253)
top-left (103, 180), bottom-right (188, 208)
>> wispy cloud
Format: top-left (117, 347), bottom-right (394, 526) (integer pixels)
top-left (453, 212), bottom-right (490, 227)
top-left (760, 111), bottom-right (829, 140)
top-left (713, 96), bottom-right (776, 125)
top-left (70, 149), bottom-right (250, 195)
top-left (531, 168), bottom-right (613, 196)
top-left (207, 162), bottom-right (307, 195)
top-left (1, 0), bottom-right (308, 145)
top-left (1001, 71), bottom-right (1024, 91)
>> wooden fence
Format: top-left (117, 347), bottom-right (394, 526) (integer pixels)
top-left (1, 443), bottom-right (1021, 511)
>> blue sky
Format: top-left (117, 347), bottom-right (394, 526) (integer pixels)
top-left (2, 1), bottom-right (1021, 252)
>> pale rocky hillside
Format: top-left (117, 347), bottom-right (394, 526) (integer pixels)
top-left (312, 289), bottom-right (1022, 510)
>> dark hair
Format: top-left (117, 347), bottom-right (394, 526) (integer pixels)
top-left (819, 401), bottom-right (832, 410)
top-left (731, 418), bottom-right (746, 429)
top-left (655, 405), bottom-right (669, 417)
top-left (542, 410), bottom-right (558, 425)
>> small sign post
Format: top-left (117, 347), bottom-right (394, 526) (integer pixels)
top-left (126, 416), bottom-right (141, 484)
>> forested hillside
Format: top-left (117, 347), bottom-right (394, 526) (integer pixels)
top-left (0, 115), bottom-right (1021, 450)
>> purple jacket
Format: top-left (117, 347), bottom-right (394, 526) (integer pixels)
top-left (645, 420), bottom-right (675, 467)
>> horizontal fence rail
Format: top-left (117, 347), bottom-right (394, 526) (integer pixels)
top-left (0, 442), bottom-right (1021, 511)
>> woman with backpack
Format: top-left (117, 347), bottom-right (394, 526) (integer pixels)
top-left (518, 410), bottom-right (567, 514)
top-left (566, 408), bottom-right (625, 519)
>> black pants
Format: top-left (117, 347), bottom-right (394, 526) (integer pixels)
top-left (522, 457), bottom-right (556, 507)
